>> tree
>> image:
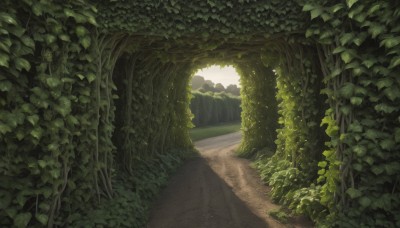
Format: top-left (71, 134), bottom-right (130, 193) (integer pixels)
top-left (199, 83), bottom-right (214, 93)
top-left (204, 80), bottom-right (214, 88)
top-left (226, 84), bottom-right (240, 96)
top-left (214, 83), bottom-right (225, 92)
top-left (191, 75), bottom-right (205, 90)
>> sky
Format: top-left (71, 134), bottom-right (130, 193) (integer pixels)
top-left (194, 65), bottom-right (240, 87)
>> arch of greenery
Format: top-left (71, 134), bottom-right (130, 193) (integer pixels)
top-left (1, 0), bottom-right (399, 227)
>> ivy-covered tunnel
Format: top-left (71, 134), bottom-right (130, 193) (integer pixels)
top-left (1, 0), bottom-right (400, 227)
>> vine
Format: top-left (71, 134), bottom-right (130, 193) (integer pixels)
top-left (1, 0), bottom-right (400, 227)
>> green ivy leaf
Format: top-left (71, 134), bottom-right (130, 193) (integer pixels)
top-left (333, 46), bottom-right (346, 54)
top-left (310, 8), bottom-right (323, 20)
top-left (302, 4), bottom-right (315, 11)
top-left (0, 80), bottom-right (12, 91)
top-left (46, 77), bottom-right (62, 88)
top-left (368, 24), bottom-right (386, 39)
top-left (75, 26), bottom-right (88, 37)
top-left (353, 33), bottom-right (368, 46)
top-left (364, 129), bottom-right (381, 141)
top-left (339, 83), bottom-right (355, 98)
top-left (0, 13), bottom-right (18, 25)
top-left (348, 121), bottom-right (363, 132)
top-left (86, 15), bottom-right (98, 26)
top-left (380, 139), bottom-right (395, 150)
top-left (20, 36), bottom-right (35, 49)
top-left (376, 78), bottom-right (393, 90)
top-left (87, 73), bottom-right (96, 83)
top-left (80, 36), bottom-right (91, 49)
top-left (346, 188), bottom-right (362, 199)
top-left (59, 34), bottom-right (71, 42)
top-left (14, 212), bottom-right (32, 228)
top-left (0, 122), bottom-right (12, 134)
top-left (368, 3), bottom-right (381, 14)
top-left (359, 196), bottom-right (372, 207)
top-left (341, 50), bottom-right (354, 64)
top-left (364, 156), bottom-right (374, 165)
top-left (305, 29), bottom-right (314, 38)
top-left (331, 3), bottom-right (345, 13)
top-left (340, 105), bottom-right (351, 115)
top-left (353, 145), bottom-right (366, 156)
top-left (350, 97), bottom-right (363, 105)
top-left (374, 103), bottom-right (397, 113)
top-left (346, 0), bottom-right (358, 8)
top-left (30, 127), bottom-right (43, 140)
top-left (380, 36), bottom-right (400, 49)
top-left (14, 58), bottom-right (31, 71)
top-left (362, 59), bottom-right (376, 69)
top-left (44, 34), bottom-right (57, 45)
top-left (0, 40), bottom-right (11, 53)
top-left (50, 169), bottom-right (60, 179)
top-left (56, 96), bottom-right (71, 117)
top-left (388, 56), bottom-right (400, 69)
top-left (76, 74), bottom-right (85, 80)
top-left (8, 26), bottom-right (25, 37)
top-left (318, 161), bottom-right (327, 168)
top-left (32, 3), bottom-right (43, 16)
top-left (384, 86), bottom-right (400, 101)
top-left (340, 33), bottom-right (355, 46)
top-left (35, 214), bottom-right (48, 225)
top-left (38, 160), bottom-right (47, 168)
top-left (0, 53), bottom-right (10, 67)
top-left (27, 115), bottom-right (39, 126)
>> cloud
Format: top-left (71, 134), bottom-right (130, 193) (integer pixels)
top-left (195, 65), bottom-right (240, 87)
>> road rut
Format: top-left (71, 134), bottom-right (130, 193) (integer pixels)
top-left (147, 132), bottom-right (312, 228)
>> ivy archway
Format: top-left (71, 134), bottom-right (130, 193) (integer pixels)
top-left (1, 0), bottom-right (399, 227)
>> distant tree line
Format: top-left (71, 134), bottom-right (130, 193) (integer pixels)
top-left (191, 75), bottom-right (240, 96)
top-left (190, 91), bottom-right (241, 127)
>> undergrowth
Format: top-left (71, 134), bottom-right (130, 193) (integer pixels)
top-left (254, 154), bottom-right (331, 226)
top-left (268, 209), bottom-right (289, 224)
top-left (63, 149), bottom-right (195, 228)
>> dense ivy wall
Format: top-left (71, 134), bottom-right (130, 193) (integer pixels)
top-left (190, 91), bottom-right (241, 127)
top-left (0, 1), bottom-right (100, 227)
top-left (304, 1), bottom-right (400, 226)
top-left (1, 0), bottom-right (400, 227)
top-left (0, 1), bottom-right (193, 227)
top-left (237, 61), bottom-right (279, 157)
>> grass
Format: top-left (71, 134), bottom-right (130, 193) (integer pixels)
top-left (189, 122), bottom-right (241, 141)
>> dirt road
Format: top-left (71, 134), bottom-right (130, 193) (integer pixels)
top-left (147, 132), bottom-right (312, 228)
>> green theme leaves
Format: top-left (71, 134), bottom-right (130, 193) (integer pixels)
top-left (1, 0), bottom-right (400, 227)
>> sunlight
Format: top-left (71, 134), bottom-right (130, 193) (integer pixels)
top-left (194, 65), bottom-right (240, 87)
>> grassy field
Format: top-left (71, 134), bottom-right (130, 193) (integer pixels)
top-left (190, 122), bottom-right (241, 141)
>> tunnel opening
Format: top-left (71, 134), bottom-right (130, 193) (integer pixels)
top-left (189, 64), bottom-right (242, 128)
top-left (85, 32), bottom-right (330, 226)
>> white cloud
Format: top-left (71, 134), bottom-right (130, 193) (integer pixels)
top-left (195, 65), bottom-right (240, 87)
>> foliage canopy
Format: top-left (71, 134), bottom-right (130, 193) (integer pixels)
top-left (1, 0), bottom-right (399, 227)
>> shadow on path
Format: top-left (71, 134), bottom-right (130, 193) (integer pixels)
top-left (147, 156), bottom-right (270, 228)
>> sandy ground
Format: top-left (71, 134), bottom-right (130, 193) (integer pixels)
top-left (147, 132), bottom-right (313, 228)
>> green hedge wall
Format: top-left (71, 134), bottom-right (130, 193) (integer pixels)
top-left (190, 91), bottom-right (241, 127)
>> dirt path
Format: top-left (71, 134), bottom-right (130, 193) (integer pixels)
top-left (147, 132), bottom-right (312, 228)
